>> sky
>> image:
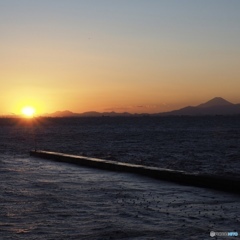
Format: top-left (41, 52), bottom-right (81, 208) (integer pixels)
top-left (1, 0), bottom-right (240, 115)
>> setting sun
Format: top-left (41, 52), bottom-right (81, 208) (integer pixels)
top-left (21, 106), bottom-right (36, 118)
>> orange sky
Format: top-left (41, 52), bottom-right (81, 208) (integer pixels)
top-left (1, 1), bottom-right (240, 115)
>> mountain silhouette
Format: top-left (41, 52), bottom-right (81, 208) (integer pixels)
top-left (39, 97), bottom-right (240, 117)
top-left (197, 97), bottom-right (233, 108)
top-left (44, 110), bottom-right (133, 117)
top-left (159, 97), bottom-right (240, 116)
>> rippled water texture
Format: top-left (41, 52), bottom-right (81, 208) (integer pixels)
top-left (1, 155), bottom-right (240, 239)
top-left (1, 116), bottom-right (240, 239)
top-left (1, 116), bottom-right (240, 178)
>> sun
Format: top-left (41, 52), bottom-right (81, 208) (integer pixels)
top-left (21, 106), bottom-right (36, 118)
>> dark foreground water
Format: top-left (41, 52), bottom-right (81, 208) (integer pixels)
top-left (0, 116), bottom-right (240, 239)
top-left (1, 155), bottom-right (240, 239)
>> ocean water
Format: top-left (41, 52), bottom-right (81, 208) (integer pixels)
top-left (1, 155), bottom-right (240, 240)
top-left (1, 116), bottom-right (240, 178)
top-left (1, 116), bottom-right (240, 239)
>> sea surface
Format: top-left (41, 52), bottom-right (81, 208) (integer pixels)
top-left (1, 116), bottom-right (240, 178)
top-left (0, 116), bottom-right (240, 239)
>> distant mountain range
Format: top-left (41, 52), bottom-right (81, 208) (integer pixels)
top-left (41, 97), bottom-right (240, 117)
top-left (158, 97), bottom-right (240, 116)
top-left (43, 110), bottom-right (133, 117)
top-left (1, 97), bottom-right (240, 118)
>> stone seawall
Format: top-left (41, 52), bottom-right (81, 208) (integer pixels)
top-left (30, 150), bottom-right (240, 194)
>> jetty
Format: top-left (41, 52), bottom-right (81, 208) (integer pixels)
top-left (30, 150), bottom-right (240, 194)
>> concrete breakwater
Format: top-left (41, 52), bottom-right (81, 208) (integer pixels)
top-left (30, 150), bottom-right (240, 194)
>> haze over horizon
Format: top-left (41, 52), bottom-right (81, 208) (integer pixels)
top-left (2, 96), bottom-right (240, 117)
top-left (1, 1), bottom-right (240, 115)
top-left (32, 97), bottom-right (240, 115)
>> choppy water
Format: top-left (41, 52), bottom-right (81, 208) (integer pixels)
top-left (1, 155), bottom-right (240, 239)
top-left (1, 116), bottom-right (240, 178)
top-left (1, 116), bottom-right (240, 239)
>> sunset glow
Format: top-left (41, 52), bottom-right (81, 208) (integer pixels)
top-left (1, 1), bottom-right (240, 116)
top-left (21, 106), bottom-right (36, 118)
